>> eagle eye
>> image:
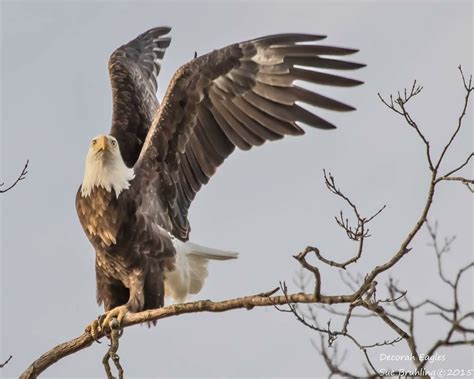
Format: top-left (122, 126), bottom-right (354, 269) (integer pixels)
top-left (92, 139), bottom-right (97, 146)
top-left (111, 140), bottom-right (117, 147)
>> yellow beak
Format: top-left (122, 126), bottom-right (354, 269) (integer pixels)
top-left (96, 136), bottom-right (108, 152)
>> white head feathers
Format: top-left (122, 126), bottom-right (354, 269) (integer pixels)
top-left (81, 135), bottom-right (135, 198)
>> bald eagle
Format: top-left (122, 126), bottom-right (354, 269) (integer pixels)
top-left (75, 27), bottom-right (364, 329)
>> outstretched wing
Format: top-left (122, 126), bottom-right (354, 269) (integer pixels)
top-left (108, 27), bottom-right (172, 167)
top-left (135, 33), bottom-right (364, 240)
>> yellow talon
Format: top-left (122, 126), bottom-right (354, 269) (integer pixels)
top-left (85, 318), bottom-right (102, 343)
top-left (99, 305), bottom-right (129, 333)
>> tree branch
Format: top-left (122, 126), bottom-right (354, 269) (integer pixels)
top-left (0, 160), bottom-right (29, 193)
top-left (0, 355), bottom-right (12, 368)
top-left (291, 67), bottom-right (473, 377)
top-left (378, 80), bottom-right (434, 170)
top-left (20, 290), bottom-right (358, 379)
top-left (435, 66), bottom-right (474, 170)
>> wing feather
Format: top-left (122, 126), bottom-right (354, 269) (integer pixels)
top-left (134, 33), bottom-right (364, 240)
top-left (208, 100), bottom-right (253, 150)
top-left (221, 100), bottom-right (283, 141)
top-left (193, 123), bottom-right (225, 167)
top-left (108, 27), bottom-right (172, 166)
top-left (197, 107), bottom-right (235, 157)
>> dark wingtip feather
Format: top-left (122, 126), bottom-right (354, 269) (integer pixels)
top-left (136, 27), bottom-right (172, 41)
top-left (335, 78), bottom-right (364, 87)
top-left (344, 48), bottom-right (359, 54)
top-left (155, 37), bottom-right (172, 48)
top-left (342, 104), bottom-right (356, 112)
top-left (252, 33), bottom-right (327, 46)
top-left (273, 45), bottom-right (360, 57)
top-left (293, 105), bottom-right (338, 130)
top-left (286, 56), bottom-right (366, 71)
top-left (291, 67), bottom-right (364, 88)
top-left (316, 46), bottom-right (359, 56)
top-left (333, 60), bottom-right (366, 70)
top-left (150, 26), bottom-right (172, 35)
top-left (298, 119), bottom-right (337, 130)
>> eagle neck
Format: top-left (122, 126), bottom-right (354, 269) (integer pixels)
top-left (81, 156), bottom-right (135, 199)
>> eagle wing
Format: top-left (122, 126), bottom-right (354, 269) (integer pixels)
top-left (134, 33), bottom-right (364, 240)
top-left (108, 27), bottom-right (172, 167)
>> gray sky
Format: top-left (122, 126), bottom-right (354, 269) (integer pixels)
top-left (1, 1), bottom-right (472, 378)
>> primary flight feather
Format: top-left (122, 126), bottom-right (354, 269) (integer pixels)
top-left (75, 26), bottom-right (364, 326)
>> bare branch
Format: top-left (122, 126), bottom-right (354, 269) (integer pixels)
top-left (0, 355), bottom-right (12, 368)
top-left (440, 152), bottom-right (473, 178)
top-left (436, 176), bottom-right (474, 192)
top-left (303, 171), bottom-right (386, 270)
top-left (293, 248), bottom-right (322, 298)
top-left (20, 289), bottom-right (360, 378)
top-left (377, 80), bottom-right (423, 115)
top-left (308, 68), bottom-right (473, 377)
top-left (435, 66), bottom-right (474, 170)
top-left (426, 221), bottom-right (456, 287)
top-left (0, 160), bottom-right (29, 193)
top-left (102, 318), bottom-right (124, 379)
top-left (361, 336), bottom-right (403, 349)
top-left (282, 292), bottom-right (381, 376)
top-left (378, 81), bottom-right (434, 170)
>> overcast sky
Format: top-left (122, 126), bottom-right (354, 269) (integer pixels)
top-left (1, 1), bottom-right (472, 378)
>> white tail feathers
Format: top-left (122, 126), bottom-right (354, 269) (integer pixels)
top-left (164, 240), bottom-right (238, 303)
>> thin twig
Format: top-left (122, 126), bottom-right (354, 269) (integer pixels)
top-left (435, 66), bottom-right (474, 170)
top-left (102, 318), bottom-right (123, 379)
top-left (0, 160), bottom-right (29, 193)
top-left (304, 171), bottom-right (385, 269)
top-left (440, 152), bottom-right (473, 178)
top-left (0, 355), bottom-right (12, 368)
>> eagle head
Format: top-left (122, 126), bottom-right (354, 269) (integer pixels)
top-left (81, 135), bottom-right (135, 198)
